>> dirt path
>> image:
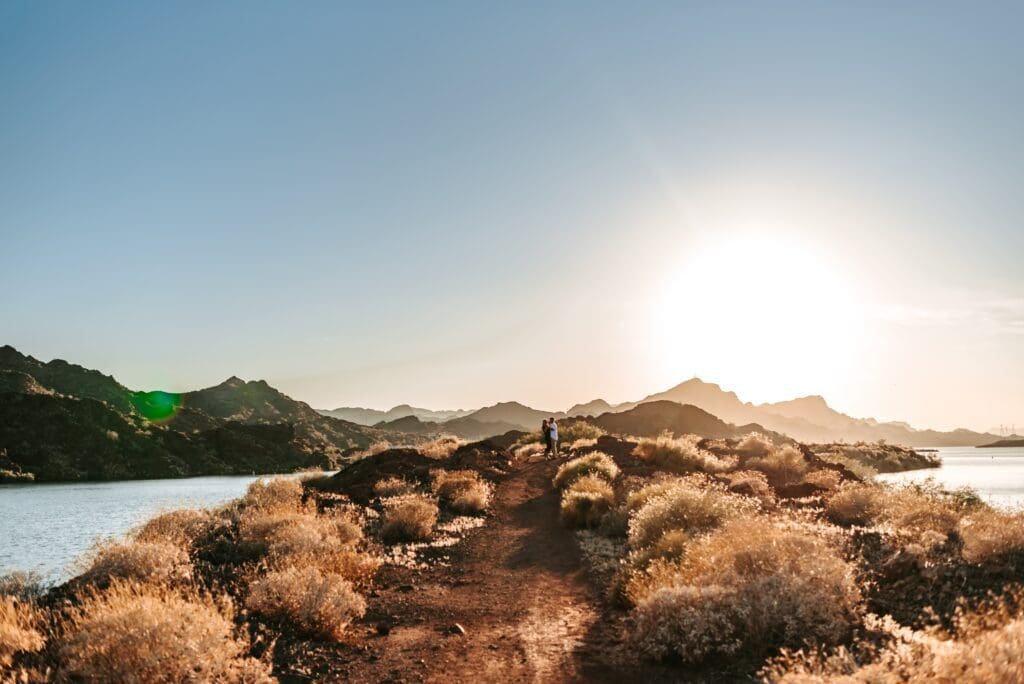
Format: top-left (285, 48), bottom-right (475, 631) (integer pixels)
top-left (274, 457), bottom-right (687, 683)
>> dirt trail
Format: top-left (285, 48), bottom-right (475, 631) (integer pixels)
top-left (276, 456), bottom-right (685, 682)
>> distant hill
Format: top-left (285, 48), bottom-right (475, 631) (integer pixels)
top-left (461, 402), bottom-right (562, 431)
top-left (319, 404), bottom-right (472, 426)
top-left (565, 399), bottom-right (614, 417)
top-left (375, 414), bottom-right (525, 441)
top-left (589, 401), bottom-right (776, 440)
top-left (0, 346), bottom-right (393, 482)
top-left (978, 438), bottom-right (1024, 448)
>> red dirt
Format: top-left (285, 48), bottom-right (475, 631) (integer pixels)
top-left (268, 455), bottom-right (714, 682)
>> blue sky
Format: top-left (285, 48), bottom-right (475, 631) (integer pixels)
top-left (2, 2), bottom-right (1022, 431)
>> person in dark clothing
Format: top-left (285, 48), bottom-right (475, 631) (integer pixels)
top-left (542, 419), bottom-right (552, 456)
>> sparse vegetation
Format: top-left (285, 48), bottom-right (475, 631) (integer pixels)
top-left (557, 420), bottom-right (606, 444)
top-left (418, 435), bottom-right (465, 459)
top-left (373, 476), bottom-right (417, 497)
top-left (553, 452), bottom-right (620, 489)
top-left (133, 508), bottom-right (214, 548)
top-left (431, 469), bottom-right (492, 514)
top-left (633, 432), bottom-right (736, 474)
top-left (812, 441), bottom-right (940, 475)
top-left (246, 565), bottom-right (366, 640)
top-left (0, 595), bottom-right (43, 667)
top-left (631, 517), bottom-right (861, 663)
top-left (747, 444), bottom-right (808, 487)
top-left (959, 508), bottom-right (1024, 563)
top-left (79, 540), bottom-right (192, 586)
top-left (58, 580), bottom-right (272, 682)
top-left (560, 475), bottom-right (615, 528)
top-left (381, 494), bottom-right (439, 542)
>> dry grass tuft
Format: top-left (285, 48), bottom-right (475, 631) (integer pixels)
top-left (133, 508), bottom-right (214, 549)
top-left (735, 432), bottom-right (774, 458)
top-left (0, 596), bottom-right (44, 667)
top-left (380, 495), bottom-right (438, 543)
top-left (431, 469), bottom-right (492, 514)
top-left (800, 468), bottom-right (842, 491)
top-left (239, 509), bottom-right (361, 559)
top-left (631, 517), bottom-right (861, 663)
top-left (373, 476), bottom-right (417, 498)
top-left (763, 592), bottom-right (1024, 682)
top-left (553, 452), bottom-right (620, 490)
top-left (513, 442), bottom-right (545, 459)
top-left (0, 571), bottom-right (46, 602)
top-left (418, 435), bottom-right (465, 459)
top-left (748, 445), bottom-right (808, 488)
top-left (558, 421), bottom-right (606, 444)
top-left (725, 470), bottom-right (774, 499)
top-left (633, 432), bottom-right (737, 474)
top-left (560, 475), bottom-right (615, 528)
top-left (959, 508), bottom-right (1024, 563)
top-left (242, 477), bottom-right (306, 513)
top-left (80, 540), bottom-right (191, 586)
top-left (824, 483), bottom-right (883, 526)
top-left (627, 476), bottom-right (756, 550)
top-left (58, 581), bottom-right (271, 682)
top-left (246, 565), bottom-right (366, 641)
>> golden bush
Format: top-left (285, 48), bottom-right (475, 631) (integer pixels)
top-left (632, 432), bottom-right (736, 474)
top-left (133, 508), bottom-right (214, 549)
top-left (80, 540), bottom-right (191, 586)
top-left (0, 596), bottom-right (43, 667)
top-left (632, 518), bottom-right (861, 663)
top-left (418, 435), bottom-right (465, 459)
top-left (748, 445), bottom-right (808, 487)
top-left (373, 476), bottom-right (417, 498)
top-left (560, 475), bottom-right (615, 528)
top-left (735, 432), bottom-right (774, 458)
top-left (246, 566), bottom-right (365, 641)
top-left (242, 477), bottom-right (306, 513)
top-left (825, 483), bottom-right (884, 526)
top-left (627, 477), bottom-right (755, 550)
top-left (552, 452), bottom-right (619, 490)
top-left (58, 581), bottom-right (271, 682)
top-left (431, 469), bottom-right (492, 514)
top-left (380, 495), bottom-right (438, 543)
top-left (959, 508), bottom-right (1024, 563)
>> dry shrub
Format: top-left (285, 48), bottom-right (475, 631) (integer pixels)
top-left (0, 571), bottom-right (46, 601)
top-left (726, 470), bottom-right (773, 499)
top-left (748, 445), bottom-right (808, 487)
top-left (239, 510), bottom-right (359, 559)
top-left (58, 581), bottom-right (271, 682)
top-left (735, 432), bottom-right (774, 458)
top-left (80, 540), bottom-right (191, 586)
top-left (959, 508), bottom-right (1024, 563)
top-left (246, 565), bottom-right (365, 640)
top-left (373, 476), bottom-right (417, 498)
top-left (432, 469), bottom-right (493, 514)
top-left (558, 421), bottom-right (606, 444)
top-left (560, 475), bottom-right (615, 528)
top-left (801, 468), bottom-right (842, 491)
top-left (625, 479), bottom-right (680, 512)
top-left (242, 477), bottom-right (306, 513)
top-left (632, 432), bottom-right (736, 474)
top-left (825, 483), bottom-right (884, 526)
top-left (133, 508), bottom-right (214, 548)
top-left (418, 435), bottom-right (465, 459)
top-left (763, 592), bottom-right (1024, 683)
top-left (628, 476), bottom-right (755, 550)
top-left (0, 596), bottom-right (43, 667)
top-left (279, 549), bottom-right (382, 587)
top-left (632, 518), bottom-right (861, 663)
top-left (514, 442), bottom-right (545, 459)
top-left (553, 452), bottom-right (620, 490)
top-left (569, 437), bottom-right (598, 450)
top-left (381, 495), bottom-right (438, 543)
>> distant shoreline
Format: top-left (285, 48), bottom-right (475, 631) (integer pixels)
top-left (978, 439), bottom-right (1024, 448)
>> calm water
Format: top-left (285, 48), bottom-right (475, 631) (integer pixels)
top-left (877, 446), bottom-right (1024, 508)
top-left (0, 473), bottom-right (301, 582)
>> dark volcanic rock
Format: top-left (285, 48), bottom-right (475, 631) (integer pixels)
top-left (324, 449), bottom-right (437, 503)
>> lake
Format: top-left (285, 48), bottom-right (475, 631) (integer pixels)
top-left (877, 446), bottom-right (1024, 508)
top-left (0, 473), bottom-right (305, 583)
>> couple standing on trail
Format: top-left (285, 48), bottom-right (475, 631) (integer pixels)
top-left (541, 418), bottom-right (559, 458)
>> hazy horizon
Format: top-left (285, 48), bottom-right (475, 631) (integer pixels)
top-left (3, 2), bottom-right (1022, 433)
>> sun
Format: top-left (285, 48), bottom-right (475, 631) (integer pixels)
top-left (647, 232), bottom-right (866, 403)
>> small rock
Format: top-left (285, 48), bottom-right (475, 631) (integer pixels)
top-left (398, 583), bottom-right (416, 592)
top-left (448, 623), bottom-right (467, 636)
top-left (488, 644), bottom-right (498, 650)
top-left (376, 622), bottom-right (391, 636)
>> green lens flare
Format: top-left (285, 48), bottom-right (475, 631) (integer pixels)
top-left (131, 391), bottom-right (183, 422)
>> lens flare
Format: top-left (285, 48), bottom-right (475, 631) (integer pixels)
top-left (131, 391), bottom-right (183, 422)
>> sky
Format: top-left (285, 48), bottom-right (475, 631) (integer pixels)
top-left (2, 2), bottom-right (1022, 433)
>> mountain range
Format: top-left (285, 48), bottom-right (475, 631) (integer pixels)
top-left (322, 377), bottom-right (1014, 447)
